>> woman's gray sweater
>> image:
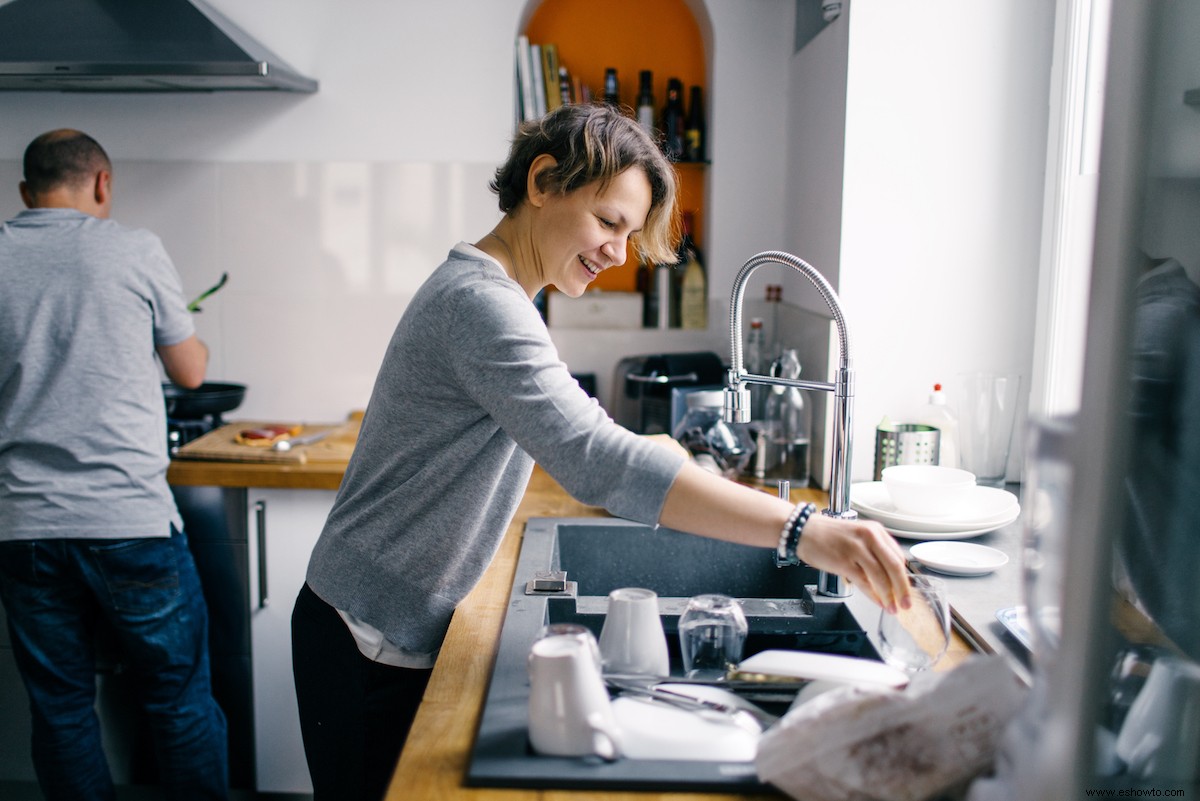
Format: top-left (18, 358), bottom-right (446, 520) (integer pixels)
top-left (306, 245), bottom-right (686, 656)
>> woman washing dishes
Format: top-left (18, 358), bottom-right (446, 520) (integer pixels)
top-left (291, 103), bottom-right (912, 801)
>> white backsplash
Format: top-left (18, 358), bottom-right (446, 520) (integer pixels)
top-left (2, 159), bottom-right (830, 432)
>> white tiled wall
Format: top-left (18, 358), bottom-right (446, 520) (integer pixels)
top-left (1, 159), bottom-right (511, 423)
top-left (1, 158), bottom-right (754, 425)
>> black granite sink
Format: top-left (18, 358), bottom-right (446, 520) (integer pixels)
top-left (466, 517), bottom-right (886, 792)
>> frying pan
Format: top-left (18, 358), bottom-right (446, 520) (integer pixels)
top-left (163, 381), bottom-right (246, 421)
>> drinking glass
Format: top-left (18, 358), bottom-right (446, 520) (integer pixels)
top-left (877, 575), bottom-right (950, 672)
top-left (956, 372), bottom-right (1022, 488)
top-left (677, 594), bottom-right (748, 679)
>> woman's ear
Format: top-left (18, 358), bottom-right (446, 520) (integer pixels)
top-left (525, 154), bottom-right (558, 209)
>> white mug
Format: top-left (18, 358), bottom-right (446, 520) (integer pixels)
top-left (598, 587), bottom-right (670, 676)
top-left (1115, 655), bottom-right (1200, 781)
top-left (527, 634), bottom-right (622, 760)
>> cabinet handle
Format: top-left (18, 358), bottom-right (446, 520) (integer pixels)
top-left (255, 499), bottom-right (269, 608)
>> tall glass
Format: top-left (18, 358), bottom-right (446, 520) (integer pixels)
top-left (877, 575), bottom-right (950, 672)
top-left (956, 372), bottom-right (1023, 488)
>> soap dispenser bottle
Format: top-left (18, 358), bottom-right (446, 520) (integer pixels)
top-left (918, 382), bottom-right (959, 468)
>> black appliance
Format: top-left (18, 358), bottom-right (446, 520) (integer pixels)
top-left (611, 351), bottom-right (725, 435)
top-left (161, 382), bottom-right (256, 789)
top-left (164, 381), bottom-right (245, 453)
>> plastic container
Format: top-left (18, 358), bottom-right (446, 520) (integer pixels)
top-left (915, 383), bottom-right (960, 468)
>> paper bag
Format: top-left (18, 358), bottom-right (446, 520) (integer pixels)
top-left (756, 656), bottom-right (1027, 801)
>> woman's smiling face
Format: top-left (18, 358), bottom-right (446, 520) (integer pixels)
top-left (530, 163), bottom-right (653, 298)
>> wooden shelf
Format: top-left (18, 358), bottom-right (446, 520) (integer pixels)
top-left (524, 0), bottom-right (708, 294)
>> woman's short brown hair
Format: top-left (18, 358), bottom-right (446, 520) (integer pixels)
top-left (490, 104), bottom-right (680, 264)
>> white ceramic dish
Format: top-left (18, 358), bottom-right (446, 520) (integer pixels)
top-left (851, 481), bottom-right (1020, 532)
top-left (610, 695), bottom-right (760, 761)
top-left (734, 650), bottom-right (908, 689)
top-left (885, 523), bottom-right (1006, 541)
top-left (881, 464), bottom-right (977, 517)
top-left (909, 541), bottom-right (1009, 576)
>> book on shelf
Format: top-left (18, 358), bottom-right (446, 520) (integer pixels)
top-left (541, 44), bottom-right (561, 112)
top-left (515, 35), bottom-right (536, 122)
top-left (529, 43), bottom-right (547, 118)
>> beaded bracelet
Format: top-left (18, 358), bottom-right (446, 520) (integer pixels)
top-left (776, 502), bottom-right (817, 566)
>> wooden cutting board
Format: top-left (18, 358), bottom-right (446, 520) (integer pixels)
top-left (174, 419), bottom-right (360, 465)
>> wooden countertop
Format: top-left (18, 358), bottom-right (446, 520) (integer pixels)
top-left (166, 415), bottom-right (361, 491)
top-left (386, 469), bottom-right (973, 801)
top-left (165, 424), bottom-right (975, 799)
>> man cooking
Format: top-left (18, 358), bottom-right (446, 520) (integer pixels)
top-left (0, 129), bottom-right (227, 801)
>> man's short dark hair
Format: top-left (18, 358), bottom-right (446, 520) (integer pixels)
top-left (22, 129), bottom-right (111, 196)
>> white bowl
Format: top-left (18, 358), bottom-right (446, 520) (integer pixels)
top-left (881, 464), bottom-right (976, 518)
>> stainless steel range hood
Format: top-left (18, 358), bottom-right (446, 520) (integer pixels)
top-left (0, 0), bottom-right (317, 93)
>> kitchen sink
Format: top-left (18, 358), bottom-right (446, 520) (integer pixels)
top-left (466, 517), bottom-right (889, 792)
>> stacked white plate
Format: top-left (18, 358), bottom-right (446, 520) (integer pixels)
top-left (849, 481), bottom-right (1020, 540)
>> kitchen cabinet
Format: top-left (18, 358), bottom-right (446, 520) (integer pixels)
top-left (246, 487), bottom-right (335, 795)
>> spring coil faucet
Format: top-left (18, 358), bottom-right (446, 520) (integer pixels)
top-left (724, 251), bottom-right (856, 597)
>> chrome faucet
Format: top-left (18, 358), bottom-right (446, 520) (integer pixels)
top-left (723, 251), bottom-right (856, 597)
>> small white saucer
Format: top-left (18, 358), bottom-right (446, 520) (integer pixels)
top-left (910, 541), bottom-right (1009, 576)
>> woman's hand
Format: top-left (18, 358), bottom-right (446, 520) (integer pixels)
top-left (795, 514), bottom-right (912, 614)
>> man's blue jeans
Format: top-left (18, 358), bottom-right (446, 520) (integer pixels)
top-left (0, 526), bottom-right (229, 801)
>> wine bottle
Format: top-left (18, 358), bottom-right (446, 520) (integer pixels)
top-left (660, 78), bottom-right (685, 160)
top-left (637, 256), bottom-right (655, 327)
top-left (558, 66), bottom-right (572, 106)
top-left (603, 68), bottom-right (620, 106)
top-left (636, 70), bottom-right (655, 134)
top-left (679, 212), bottom-right (707, 329)
top-left (684, 85), bottom-right (706, 162)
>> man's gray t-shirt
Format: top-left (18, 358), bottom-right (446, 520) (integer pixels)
top-left (0, 208), bottom-right (195, 541)
top-left (306, 244), bottom-right (686, 657)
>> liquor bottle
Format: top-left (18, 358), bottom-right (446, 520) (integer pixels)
top-left (660, 78), bottom-right (685, 160)
top-left (766, 284), bottom-right (782, 360)
top-left (637, 256), bottom-right (655, 327)
top-left (765, 349), bottom-right (812, 485)
top-left (636, 70), bottom-right (655, 134)
top-left (684, 85), bottom-right (706, 162)
top-left (678, 212), bottom-right (707, 329)
top-left (745, 318), bottom-right (766, 376)
top-left (744, 317), bottom-right (766, 414)
top-left (603, 68), bottom-right (620, 106)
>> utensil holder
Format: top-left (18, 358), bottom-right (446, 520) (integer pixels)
top-left (874, 423), bottom-right (940, 480)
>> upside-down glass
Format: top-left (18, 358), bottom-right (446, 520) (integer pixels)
top-left (677, 594), bottom-right (748, 679)
top-left (877, 575), bottom-right (950, 672)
